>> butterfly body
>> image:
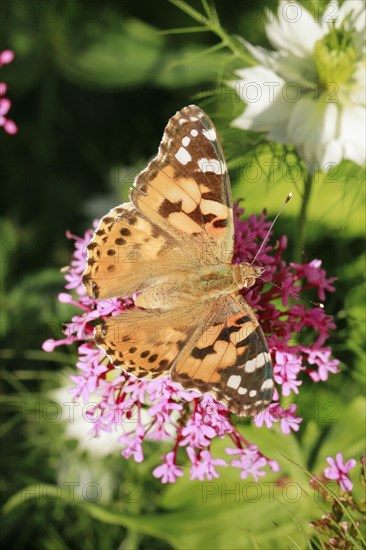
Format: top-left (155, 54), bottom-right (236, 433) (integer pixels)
top-left (135, 262), bottom-right (263, 310)
top-left (83, 105), bottom-right (274, 416)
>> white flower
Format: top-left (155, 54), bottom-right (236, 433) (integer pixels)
top-left (232, 0), bottom-right (365, 169)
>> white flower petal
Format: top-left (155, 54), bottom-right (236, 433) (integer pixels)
top-left (321, 102), bottom-right (339, 143)
top-left (287, 97), bottom-right (339, 167)
top-left (339, 105), bottom-right (366, 165)
top-left (337, 0), bottom-right (366, 32)
top-left (348, 62), bottom-right (366, 105)
top-left (239, 38), bottom-right (276, 68)
top-left (321, 139), bottom-right (343, 167)
top-left (272, 53), bottom-right (318, 86)
top-left (266, 1), bottom-right (324, 57)
top-left (231, 66), bottom-right (287, 133)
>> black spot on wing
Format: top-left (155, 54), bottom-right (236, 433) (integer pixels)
top-left (191, 345), bottom-right (215, 359)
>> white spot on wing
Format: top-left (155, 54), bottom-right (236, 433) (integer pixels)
top-left (203, 128), bottom-right (216, 141)
top-left (190, 129), bottom-right (198, 137)
top-left (179, 118), bottom-right (188, 125)
top-left (258, 353), bottom-right (268, 368)
top-left (249, 389), bottom-right (257, 397)
top-left (227, 375), bottom-right (241, 389)
top-left (261, 379), bottom-right (273, 390)
top-left (175, 147), bottom-right (192, 165)
top-left (182, 136), bottom-right (190, 147)
top-left (245, 352), bottom-right (268, 373)
top-left (244, 358), bottom-right (256, 373)
top-left (238, 387), bottom-right (247, 395)
top-left (198, 158), bottom-right (225, 175)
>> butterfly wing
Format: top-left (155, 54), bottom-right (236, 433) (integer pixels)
top-left (83, 202), bottom-right (187, 299)
top-left (83, 105), bottom-right (233, 300)
top-left (95, 292), bottom-right (273, 415)
top-left (93, 302), bottom-right (208, 379)
top-left (131, 104), bottom-right (234, 265)
top-left (171, 293), bottom-right (274, 416)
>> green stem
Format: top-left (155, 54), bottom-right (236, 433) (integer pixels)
top-left (169, 0), bottom-right (255, 65)
top-left (297, 172), bottom-right (314, 254)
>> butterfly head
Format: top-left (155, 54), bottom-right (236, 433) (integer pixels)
top-left (233, 263), bottom-right (264, 290)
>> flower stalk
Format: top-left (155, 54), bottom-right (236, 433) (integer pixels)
top-left (297, 172), bottom-right (314, 252)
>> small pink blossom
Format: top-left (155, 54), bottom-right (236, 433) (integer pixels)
top-left (305, 347), bottom-right (341, 381)
top-left (324, 453), bottom-right (356, 492)
top-left (274, 351), bottom-right (303, 396)
top-left (179, 412), bottom-right (217, 448)
top-left (153, 452), bottom-right (184, 483)
top-left (0, 50), bottom-right (15, 66)
top-left (0, 50), bottom-right (17, 134)
top-left (291, 259), bottom-right (336, 301)
top-left (119, 423), bottom-right (145, 463)
top-left (254, 403), bottom-right (302, 434)
top-left (278, 404), bottom-right (302, 434)
top-left (226, 445), bottom-right (268, 481)
top-left (187, 448), bottom-right (226, 480)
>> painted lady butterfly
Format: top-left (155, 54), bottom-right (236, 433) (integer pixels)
top-left (82, 105), bottom-right (274, 416)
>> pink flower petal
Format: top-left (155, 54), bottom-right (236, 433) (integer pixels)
top-left (339, 476), bottom-right (353, 492)
top-left (4, 118), bottom-right (18, 134)
top-left (0, 98), bottom-right (10, 116)
top-left (0, 50), bottom-right (15, 65)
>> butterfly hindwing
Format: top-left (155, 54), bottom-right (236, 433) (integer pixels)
top-left (95, 292), bottom-right (274, 415)
top-left (171, 293), bottom-right (274, 416)
top-left (94, 303), bottom-right (207, 379)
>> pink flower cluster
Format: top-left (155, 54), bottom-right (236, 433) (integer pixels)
top-left (43, 204), bottom-right (339, 483)
top-left (0, 50), bottom-right (17, 135)
top-left (233, 204), bottom-right (339, 431)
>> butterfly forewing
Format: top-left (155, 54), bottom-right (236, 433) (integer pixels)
top-left (131, 105), bottom-right (234, 265)
top-left (83, 105), bottom-right (274, 416)
top-left (83, 203), bottom-right (188, 300)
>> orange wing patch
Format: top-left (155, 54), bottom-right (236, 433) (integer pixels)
top-left (83, 202), bottom-right (184, 300)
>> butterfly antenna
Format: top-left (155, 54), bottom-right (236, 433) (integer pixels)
top-left (251, 193), bottom-right (293, 265)
top-left (249, 192), bottom-right (324, 309)
top-left (256, 275), bottom-right (324, 309)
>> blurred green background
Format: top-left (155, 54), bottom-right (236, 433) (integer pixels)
top-left (1, 1), bottom-right (365, 549)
